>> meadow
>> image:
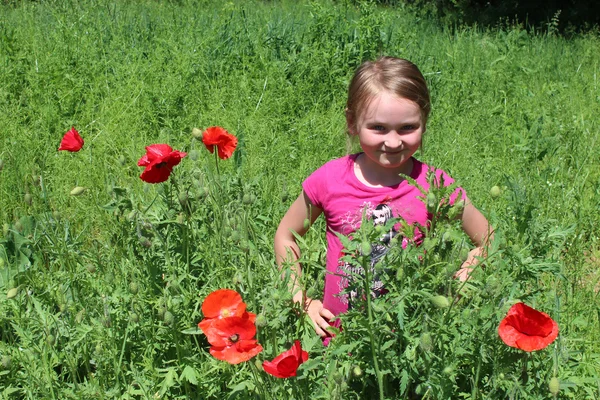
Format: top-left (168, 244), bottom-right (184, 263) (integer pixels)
top-left (1, 0), bottom-right (599, 398)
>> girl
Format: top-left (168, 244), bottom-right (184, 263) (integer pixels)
top-left (274, 56), bottom-right (492, 338)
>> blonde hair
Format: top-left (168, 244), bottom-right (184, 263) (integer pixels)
top-left (346, 56), bottom-right (431, 135)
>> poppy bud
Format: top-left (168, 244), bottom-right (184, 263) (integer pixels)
top-left (139, 237), bottom-right (152, 248)
top-left (498, 373), bottom-right (505, 380)
top-left (0, 159), bottom-right (3, 171)
top-left (192, 127), bottom-right (203, 139)
top-left (1, 356), bottom-right (11, 370)
top-left (46, 334), bottom-right (56, 346)
top-left (549, 377), bottom-right (560, 395)
top-left (2, 223), bottom-right (9, 237)
top-left (490, 185), bottom-right (501, 198)
top-left (303, 218), bottom-right (310, 230)
top-left (129, 282), bottom-right (139, 295)
top-left (24, 193), bottom-right (32, 206)
top-left (242, 193), bottom-right (254, 205)
top-left (352, 365), bottom-right (362, 377)
top-left (163, 311), bottom-right (175, 325)
top-left (281, 192), bottom-right (289, 203)
top-left (76, 309), bottom-right (86, 324)
top-left (14, 220), bottom-right (23, 233)
top-left (232, 272), bottom-right (243, 285)
top-left (70, 186), bottom-right (86, 196)
top-left (176, 213), bottom-right (185, 224)
top-left (118, 155), bottom-right (127, 166)
top-left (430, 295), bottom-right (450, 309)
top-left (254, 359), bottom-right (264, 371)
top-left (86, 264), bottom-right (96, 273)
top-left (130, 312), bottom-right (140, 324)
top-left (0, 258), bottom-right (4, 268)
top-left (361, 241), bottom-right (372, 256)
top-left (103, 316), bottom-right (112, 328)
top-left (95, 343), bottom-right (102, 354)
top-left (443, 366), bottom-right (453, 375)
top-left (419, 332), bottom-right (433, 352)
top-left (126, 210), bottom-right (137, 222)
top-left (178, 192), bottom-right (188, 207)
top-left (255, 314), bottom-right (267, 327)
top-left (189, 149), bottom-right (199, 161)
top-left (52, 211), bottom-right (61, 221)
top-left (6, 287), bottom-right (18, 299)
top-left (426, 192), bottom-right (437, 213)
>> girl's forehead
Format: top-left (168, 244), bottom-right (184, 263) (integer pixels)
top-left (358, 92), bottom-right (422, 122)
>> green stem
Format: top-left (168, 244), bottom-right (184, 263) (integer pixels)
top-left (362, 256), bottom-right (384, 400)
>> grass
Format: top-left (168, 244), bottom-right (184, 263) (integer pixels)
top-left (1, 0), bottom-right (599, 398)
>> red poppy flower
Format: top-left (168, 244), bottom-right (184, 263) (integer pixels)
top-left (198, 289), bottom-right (256, 333)
top-left (203, 316), bottom-right (263, 364)
top-left (498, 302), bottom-right (559, 352)
top-left (58, 127), bottom-right (84, 152)
top-left (263, 340), bottom-right (309, 378)
top-left (137, 144), bottom-right (187, 184)
top-left (201, 126), bottom-right (237, 160)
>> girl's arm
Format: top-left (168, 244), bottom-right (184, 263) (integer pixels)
top-left (274, 191), bottom-right (335, 337)
top-left (455, 201), bottom-right (494, 281)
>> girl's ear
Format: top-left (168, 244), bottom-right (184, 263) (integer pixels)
top-left (345, 108), bottom-right (357, 136)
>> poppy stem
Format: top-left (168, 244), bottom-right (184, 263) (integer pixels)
top-left (214, 149), bottom-right (220, 177)
top-left (521, 352), bottom-right (529, 385)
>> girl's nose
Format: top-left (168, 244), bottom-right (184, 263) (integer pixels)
top-left (385, 133), bottom-right (403, 148)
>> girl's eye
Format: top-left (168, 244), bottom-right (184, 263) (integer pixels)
top-left (371, 125), bottom-right (386, 131)
top-left (401, 125), bottom-right (417, 131)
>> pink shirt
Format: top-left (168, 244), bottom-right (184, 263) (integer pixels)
top-left (303, 153), bottom-right (465, 317)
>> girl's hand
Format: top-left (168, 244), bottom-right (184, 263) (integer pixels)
top-left (304, 298), bottom-right (336, 337)
top-left (454, 247), bottom-right (484, 281)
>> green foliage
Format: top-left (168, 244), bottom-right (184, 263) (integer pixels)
top-left (0, 0), bottom-right (599, 398)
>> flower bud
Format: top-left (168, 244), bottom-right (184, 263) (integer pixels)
top-left (189, 149), bottom-right (199, 161)
top-left (490, 185), bottom-right (501, 199)
top-left (70, 186), bottom-right (86, 196)
top-left (178, 192), bottom-right (188, 208)
top-left (129, 282), bottom-right (139, 295)
top-left (352, 365), bottom-right (362, 377)
top-left (360, 241), bottom-right (372, 256)
top-left (255, 314), bottom-right (267, 327)
top-left (443, 366), bottom-right (453, 375)
top-left (242, 193), bottom-right (253, 205)
top-left (6, 287), bottom-right (18, 299)
top-left (86, 264), bottom-right (97, 273)
top-left (46, 334), bottom-right (56, 346)
top-left (419, 332), bottom-right (433, 352)
top-left (2, 223), bottom-right (9, 237)
top-left (430, 295), bottom-right (450, 309)
top-left (0, 159), bottom-right (4, 171)
top-left (76, 309), bottom-right (86, 324)
top-left (1, 356), bottom-right (11, 370)
top-left (254, 358), bottom-right (263, 371)
top-left (24, 193), bottom-right (32, 206)
top-left (163, 311), bottom-right (175, 325)
top-left (426, 192), bottom-right (437, 212)
top-left (303, 218), bottom-right (310, 230)
top-left (192, 127), bottom-right (203, 139)
top-left (549, 377), bottom-right (560, 396)
top-left (118, 155), bottom-right (127, 166)
top-left (0, 258), bottom-right (4, 269)
top-left (130, 312), bottom-right (140, 324)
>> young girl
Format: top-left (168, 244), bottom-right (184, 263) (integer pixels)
top-left (274, 56), bottom-right (492, 338)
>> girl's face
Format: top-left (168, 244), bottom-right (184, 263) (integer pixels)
top-left (351, 91), bottom-right (424, 176)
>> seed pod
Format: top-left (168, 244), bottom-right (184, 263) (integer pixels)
top-left (426, 192), bottom-right (437, 212)
top-left (430, 295), bottom-right (450, 309)
top-left (70, 186), bottom-right (86, 196)
top-left (192, 127), bottom-right (203, 139)
top-left (6, 287), bottom-right (18, 299)
top-left (24, 193), bottom-right (32, 206)
top-left (490, 185), bottom-right (501, 199)
top-left (163, 311), bottom-right (174, 325)
top-left (549, 377), bottom-right (560, 396)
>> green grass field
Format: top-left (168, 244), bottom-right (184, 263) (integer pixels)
top-left (1, 0), bottom-right (599, 398)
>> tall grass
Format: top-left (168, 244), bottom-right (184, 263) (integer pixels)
top-left (1, 0), bottom-right (599, 398)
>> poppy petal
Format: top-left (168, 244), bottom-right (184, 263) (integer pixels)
top-left (201, 126), bottom-right (237, 160)
top-left (209, 340), bottom-right (262, 364)
top-left (58, 127), bottom-right (84, 152)
top-left (498, 302), bottom-right (559, 352)
top-left (201, 289), bottom-right (246, 319)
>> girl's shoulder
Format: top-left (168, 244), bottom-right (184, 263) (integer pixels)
top-left (308, 154), bottom-right (357, 178)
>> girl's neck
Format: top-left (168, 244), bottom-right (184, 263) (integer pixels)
top-left (353, 153), bottom-right (414, 188)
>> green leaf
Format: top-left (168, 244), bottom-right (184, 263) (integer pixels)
top-left (181, 327), bottom-right (202, 335)
top-left (180, 365), bottom-right (198, 385)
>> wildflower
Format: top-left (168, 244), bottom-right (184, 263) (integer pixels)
top-left (201, 126), bottom-right (237, 160)
top-left (262, 340), bottom-right (309, 378)
top-left (203, 316), bottom-right (263, 364)
top-left (198, 289), bottom-right (256, 336)
top-left (58, 127), bottom-right (84, 152)
top-left (498, 302), bottom-right (558, 351)
top-left (137, 144), bottom-right (187, 184)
